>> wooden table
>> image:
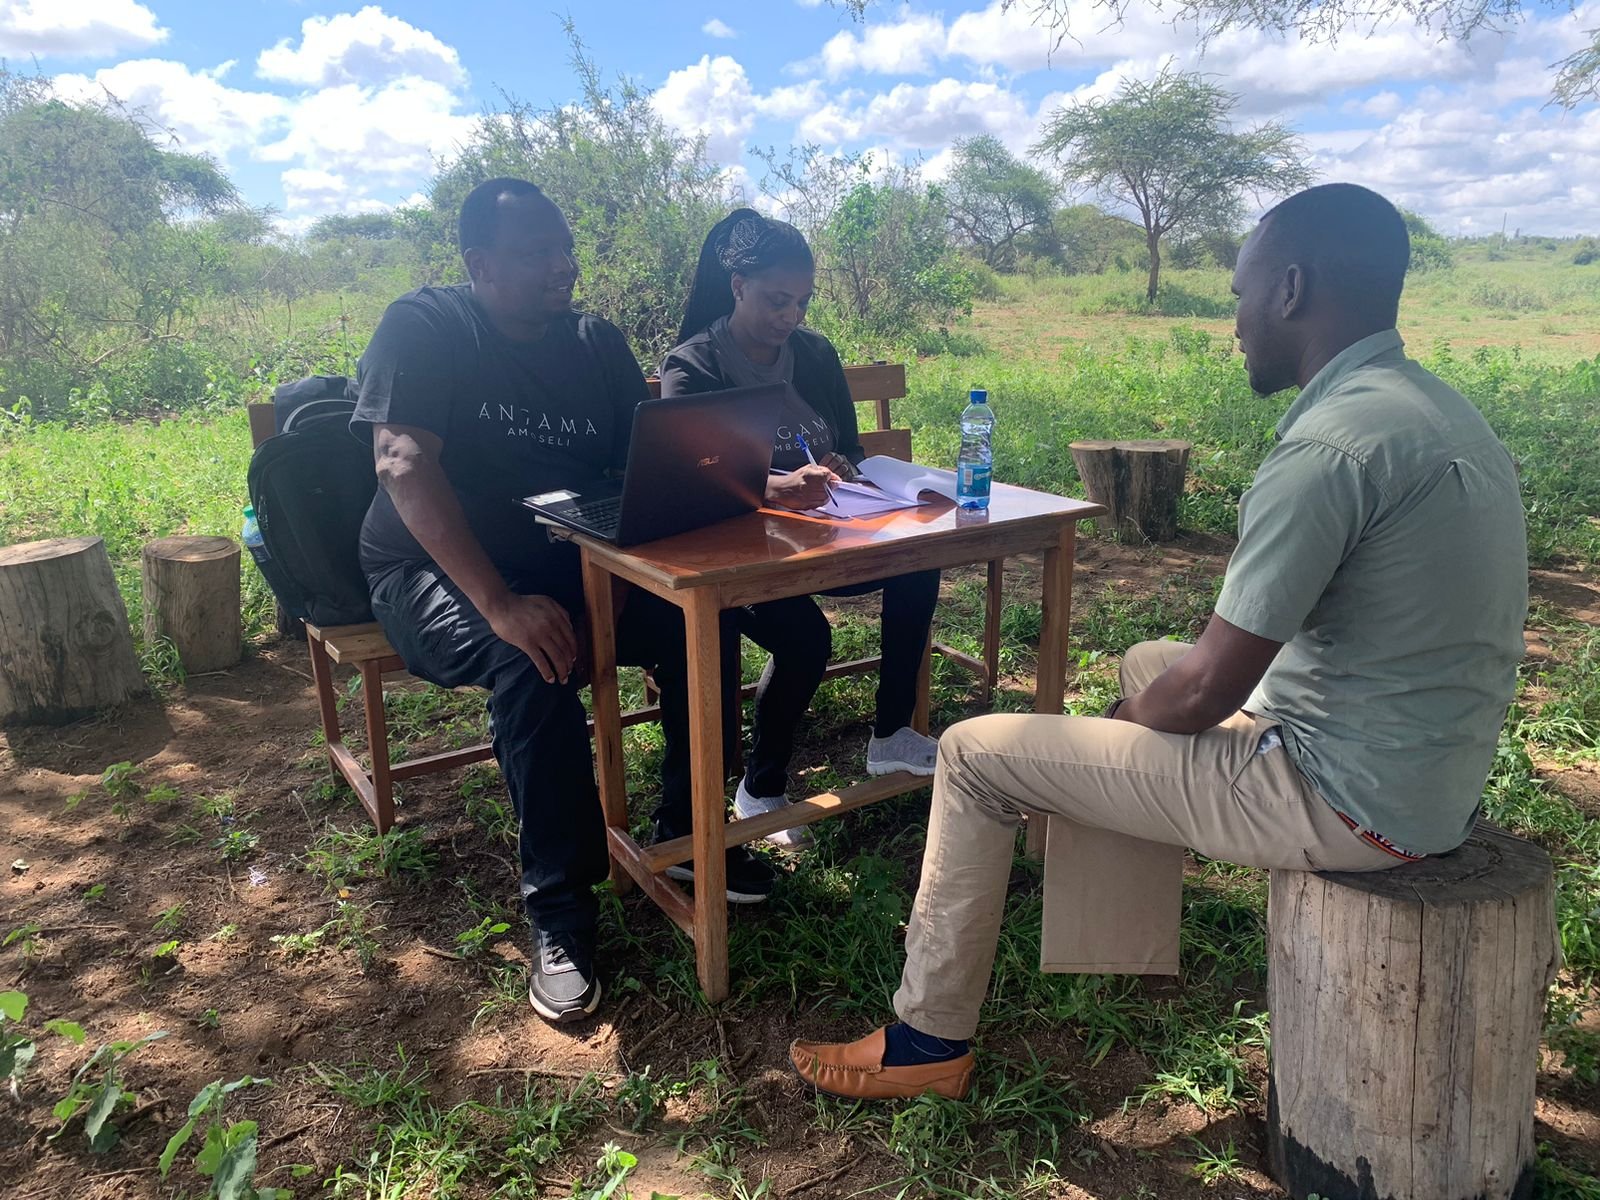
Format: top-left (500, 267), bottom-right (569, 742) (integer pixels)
top-left (573, 484), bottom-right (1105, 1002)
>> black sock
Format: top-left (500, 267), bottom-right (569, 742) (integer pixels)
top-left (882, 1021), bottom-right (969, 1066)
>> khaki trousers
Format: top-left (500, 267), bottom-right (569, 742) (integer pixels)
top-left (893, 640), bottom-right (1404, 1040)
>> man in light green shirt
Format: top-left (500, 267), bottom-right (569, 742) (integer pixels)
top-left (789, 183), bottom-right (1528, 1103)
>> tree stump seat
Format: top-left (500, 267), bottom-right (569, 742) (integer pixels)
top-left (1069, 438), bottom-right (1191, 542)
top-left (1267, 821), bottom-right (1560, 1200)
top-left (0, 536), bottom-right (145, 724)
top-left (142, 535), bottom-right (242, 674)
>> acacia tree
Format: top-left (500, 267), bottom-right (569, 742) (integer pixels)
top-left (0, 69), bottom-right (238, 412)
top-left (1034, 69), bottom-right (1312, 303)
top-left (833, 0), bottom-right (1597, 107)
top-left (943, 135), bottom-right (1060, 270)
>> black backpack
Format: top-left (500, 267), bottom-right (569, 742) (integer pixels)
top-left (246, 376), bottom-right (377, 627)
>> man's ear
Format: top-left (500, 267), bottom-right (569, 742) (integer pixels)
top-left (463, 248), bottom-right (487, 285)
top-left (1280, 263), bottom-right (1306, 320)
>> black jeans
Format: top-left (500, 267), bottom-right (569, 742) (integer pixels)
top-left (734, 570), bottom-right (940, 797)
top-left (370, 558), bottom-right (724, 933)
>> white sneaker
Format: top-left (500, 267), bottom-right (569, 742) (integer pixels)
top-left (867, 726), bottom-right (938, 777)
top-left (733, 778), bottom-right (812, 849)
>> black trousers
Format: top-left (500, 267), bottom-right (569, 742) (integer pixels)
top-left (734, 570), bottom-right (940, 798)
top-left (370, 558), bottom-right (733, 933)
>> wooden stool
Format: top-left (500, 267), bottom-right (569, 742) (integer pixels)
top-left (1069, 439), bottom-right (1191, 542)
top-left (142, 535), bottom-right (242, 674)
top-left (0, 536), bottom-right (145, 724)
top-left (1266, 822), bottom-right (1560, 1200)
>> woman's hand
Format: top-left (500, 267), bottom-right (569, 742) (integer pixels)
top-left (821, 452), bottom-right (861, 482)
top-left (765, 464), bottom-right (839, 510)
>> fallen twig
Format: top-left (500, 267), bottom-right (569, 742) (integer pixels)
top-left (786, 1158), bottom-right (855, 1197)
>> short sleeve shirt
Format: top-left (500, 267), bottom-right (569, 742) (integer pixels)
top-left (1215, 330), bottom-right (1528, 853)
top-left (350, 286), bottom-right (649, 583)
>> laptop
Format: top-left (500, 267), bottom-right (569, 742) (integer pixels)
top-left (520, 383), bottom-right (784, 546)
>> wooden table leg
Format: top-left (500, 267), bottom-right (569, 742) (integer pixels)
top-left (1027, 522), bottom-right (1078, 859)
top-left (684, 589), bottom-right (730, 1003)
top-left (582, 551), bottom-right (632, 895)
top-left (983, 557), bottom-right (1004, 704)
top-left (912, 634), bottom-right (933, 735)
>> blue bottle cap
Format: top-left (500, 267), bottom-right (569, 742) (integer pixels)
top-left (969, 389), bottom-right (988, 403)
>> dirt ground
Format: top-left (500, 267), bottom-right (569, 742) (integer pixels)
top-left (2, 538), bottom-right (1597, 1199)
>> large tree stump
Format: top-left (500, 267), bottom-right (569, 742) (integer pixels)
top-left (0, 537), bottom-right (145, 724)
top-left (1069, 439), bottom-right (1191, 541)
top-left (1267, 822), bottom-right (1560, 1200)
top-left (142, 536), bottom-right (241, 674)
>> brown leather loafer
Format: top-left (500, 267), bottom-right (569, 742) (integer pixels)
top-left (789, 1027), bottom-right (974, 1101)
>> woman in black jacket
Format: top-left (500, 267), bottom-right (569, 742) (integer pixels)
top-left (660, 209), bottom-right (940, 846)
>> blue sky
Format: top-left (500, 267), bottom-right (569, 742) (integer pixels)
top-left (11, 0), bottom-right (1599, 234)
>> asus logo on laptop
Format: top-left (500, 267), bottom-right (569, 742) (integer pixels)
top-left (696, 455), bottom-right (721, 468)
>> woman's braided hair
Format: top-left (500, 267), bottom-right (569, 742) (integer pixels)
top-left (676, 208), bottom-right (814, 345)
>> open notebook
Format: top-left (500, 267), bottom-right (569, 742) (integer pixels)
top-left (811, 455), bottom-right (961, 519)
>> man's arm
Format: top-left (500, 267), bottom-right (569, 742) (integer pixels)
top-left (372, 422), bottom-right (578, 685)
top-left (1113, 614), bottom-right (1283, 734)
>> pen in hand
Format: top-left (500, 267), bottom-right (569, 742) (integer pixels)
top-left (795, 430), bottom-right (838, 508)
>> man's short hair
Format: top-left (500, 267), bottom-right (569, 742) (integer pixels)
top-left (458, 177), bottom-right (548, 255)
top-left (1255, 183), bottom-right (1411, 325)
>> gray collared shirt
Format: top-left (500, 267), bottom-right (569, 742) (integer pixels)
top-left (1215, 329), bottom-right (1528, 854)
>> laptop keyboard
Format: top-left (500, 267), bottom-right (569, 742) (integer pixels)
top-left (569, 494), bottom-right (623, 535)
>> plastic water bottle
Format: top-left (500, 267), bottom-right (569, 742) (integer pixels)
top-left (241, 504), bottom-right (270, 569)
top-left (956, 388), bottom-right (994, 509)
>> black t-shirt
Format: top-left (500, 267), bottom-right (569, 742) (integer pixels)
top-left (350, 286), bottom-right (649, 586)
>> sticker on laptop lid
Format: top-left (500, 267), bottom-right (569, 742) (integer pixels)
top-left (526, 489), bottom-right (578, 505)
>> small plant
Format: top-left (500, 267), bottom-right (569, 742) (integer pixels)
top-left (197, 1008), bottom-right (222, 1031)
top-left (4, 923), bottom-right (44, 962)
top-left (572, 1141), bottom-right (638, 1200)
top-left (1187, 1136), bottom-right (1245, 1186)
top-left (272, 903), bottom-right (383, 971)
top-left (145, 782), bottom-right (182, 805)
top-left (1, 990), bottom-right (36, 1097)
top-left (210, 923), bottom-right (240, 942)
top-left (160, 1075), bottom-right (293, 1200)
top-left (101, 760), bottom-right (141, 802)
top-left (454, 916), bottom-right (511, 960)
top-left (49, 1028), bottom-right (167, 1152)
top-left (215, 827), bottom-right (261, 862)
top-left (304, 824), bottom-right (436, 890)
top-left (80, 883), bottom-right (107, 905)
top-left (154, 903), bottom-right (186, 935)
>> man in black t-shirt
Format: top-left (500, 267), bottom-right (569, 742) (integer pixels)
top-left (351, 178), bottom-right (774, 1024)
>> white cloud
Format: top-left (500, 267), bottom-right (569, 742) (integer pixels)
top-left (257, 6), bottom-right (466, 89)
top-left (53, 59), bottom-right (288, 159)
top-left (653, 53), bottom-right (758, 164)
top-left (798, 76), bottom-right (1041, 152)
top-left (810, 10), bottom-right (947, 79)
top-left (702, 18), bottom-right (737, 39)
top-left (0, 0), bottom-right (165, 58)
top-left (257, 77), bottom-right (476, 191)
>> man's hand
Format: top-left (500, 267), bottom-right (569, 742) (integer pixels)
top-left (485, 593), bottom-right (580, 684)
top-left (765, 464), bottom-right (839, 510)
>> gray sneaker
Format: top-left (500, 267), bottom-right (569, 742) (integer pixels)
top-left (734, 778), bottom-right (812, 849)
top-left (527, 925), bottom-right (602, 1023)
top-left (867, 726), bottom-right (938, 777)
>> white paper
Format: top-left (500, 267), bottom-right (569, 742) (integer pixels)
top-left (856, 455), bottom-right (961, 502)
top-left (816, 481), bottom-right (923, 519)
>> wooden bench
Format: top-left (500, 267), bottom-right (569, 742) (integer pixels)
top-left (249, 362), bottom-right (1005, 832)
